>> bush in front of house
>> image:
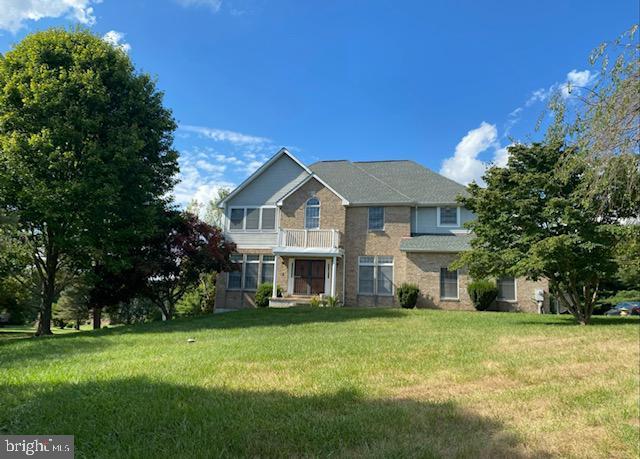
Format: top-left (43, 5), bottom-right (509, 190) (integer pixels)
top-left (255, 283), bottom-right (282, 308)
top-left (468, 279), bottom-right (498, 311)
top-left (397, 283), bottom-right (420, 308)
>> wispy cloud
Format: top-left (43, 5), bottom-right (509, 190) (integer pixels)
top-left (0, 0), bottom-right (99, 33)
top-left (180, 125), bottom-right (270, 146)
top-left (103, 30), bottom-right (131, 53)
top-left (174, 0), bottom-right (223, 13)
top-left (504, 69), bottom-right (596, 136)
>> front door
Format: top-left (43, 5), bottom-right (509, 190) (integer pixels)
top-left (294, 259), bottom-right (325, 295)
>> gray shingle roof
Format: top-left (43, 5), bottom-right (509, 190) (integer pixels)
top-left (399, 234), bottom-right (474, 252)
top-left (309, 160), bottom-right (467, 205)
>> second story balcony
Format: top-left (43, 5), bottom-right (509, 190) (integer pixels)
top-left (274, 228), bottom-right (343, 256)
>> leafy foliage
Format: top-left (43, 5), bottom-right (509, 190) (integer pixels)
top-left (454, 143), bottom-right (619, 324)
top-left (254, 283), bottom-right (282, 308)
top-left (0, 29), bottom-right (178, 334)
top-left (54, 283), bottom-right (90, 329)
top-left (467, 279), bottom-right (498, 311)
top-left (141, 211), bottom-right (236, 319)
top-left (397, 283), bottom-right (420, 309)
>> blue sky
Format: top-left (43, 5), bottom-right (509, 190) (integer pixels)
top-left (0, 0), bottom-right (636, 206)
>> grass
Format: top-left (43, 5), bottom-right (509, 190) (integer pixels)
top-left (0, 323), bottom-right (95, 340)
top-left (1, 308), bottom-right (638, 458)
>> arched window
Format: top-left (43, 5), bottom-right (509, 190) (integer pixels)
top-left (304, 197), bottom-right (320, 229)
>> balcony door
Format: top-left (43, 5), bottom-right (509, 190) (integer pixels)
top-left (293, 259), bottom-right (325, 295)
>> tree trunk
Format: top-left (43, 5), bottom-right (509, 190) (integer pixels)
top-left (75, 320), bottom-right (80, 330)
top-left (35, 290), bottom-right (54, 336)
top-left (35, 262), bottom-right (57, 336)
top-left (92, 306), bottom-right (102, 329)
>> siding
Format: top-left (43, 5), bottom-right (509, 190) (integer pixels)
top-left (225, 231), bottom-right (278, 247)
top-left (410, 206), bottom-right (474, 234)
top-left (225, 155), bottom-right (309, 207)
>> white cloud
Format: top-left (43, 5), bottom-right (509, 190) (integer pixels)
top-left (560, 69), bottom-right (594, 98)
top-left (102, 30), bottom-right (131, 53)
top-left (195, 160), bottom-right (226, 174)
top-left (440, 122), bottom-right (510, 185)
top-left (492, 146), bottom-right (510, 168)
top-left (0, 0), bottom-right (99, 33)
top-left (180, 125), bottom-right (270, 146)
top-left (175, 0), bottom-right (222, 12)
top-left (174, 152), bottom-right (234, 208)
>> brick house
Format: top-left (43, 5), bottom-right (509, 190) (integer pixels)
top-left (215, 148), bottom-right (548, 312)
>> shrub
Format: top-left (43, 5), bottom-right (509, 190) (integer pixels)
top-left (468, 279), bottom-right (498, 311)
top-left (255, 283), bottom-right (282, 308)
top-left (324, 295), bottom-right (341, 307)
top-left (309, 295), bottom-right (322, 307)
top-left (397, 283), bottom-right (420, 308)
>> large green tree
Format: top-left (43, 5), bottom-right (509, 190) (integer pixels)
top-left (454, 143), bottom-right (620, 325)
top-left (0, 29), bottom-right (178, 335)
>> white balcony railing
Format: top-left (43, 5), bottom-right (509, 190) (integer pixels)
top-left (277, 229), bottom-right (340, 249)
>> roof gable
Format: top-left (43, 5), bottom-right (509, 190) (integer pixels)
top-left (220, 148), bottom-right (310, 207)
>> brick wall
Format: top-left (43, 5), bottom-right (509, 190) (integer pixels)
top-left (343, 206), bottom-right (412, 307)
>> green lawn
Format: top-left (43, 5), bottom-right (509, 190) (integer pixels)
top-left (1, 308), bottom-right (638, 458)
top-left (0, 324), bottom-right (95, 341)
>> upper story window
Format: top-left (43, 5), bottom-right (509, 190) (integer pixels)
top-left (438, 206), bottom-right (459, 227)
top-left (305, 197), bottom-right (320, 229)
top-left (228, 207), bottom-right (277, 232)
top-left (497, 277), bottom-right (517, 301)
top-left (368, 207), bottom-right (384, 231)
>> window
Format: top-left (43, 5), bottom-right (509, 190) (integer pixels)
top-left (228, 254), bottom-right (276, 290)
top-left (261, 255), bottom-right (275, 284)
top-left (228, 254), bottom-right (243, 289)
top-left (230, 208), bottom-right (244, 230)
top-left (440, 267), bottom-right (459, 299)
top-left (243, 255), bottom-right (259, 290)
top-left (305, 197), bottom-right (320, 229)
top-left (358, 256), bottom-right (394, 296)
top-left (438, 206), bottom-right (459, 226)
top-left (368, 207), bottom-right (384, 231)
top-left (261, 208), bottom-right (276, 230)
top-left (497, 277), bottom-right (516, 301)
top-left (228, 207), bottom-right (277, 231)
top-left (245, 208), bottom-right (260, 230)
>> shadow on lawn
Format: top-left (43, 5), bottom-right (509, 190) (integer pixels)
top-left (108, 306), bottom-right (408, 336)
top-left (2, 377), bottom-right (551, 458)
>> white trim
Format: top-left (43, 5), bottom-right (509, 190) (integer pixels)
top-left (439, 267), bottom-right (459, 300)
top-left (219, 148), bottom-right (311, 208)
top-left (287, 258), bottom-right (295, 294)
top-left (497, 277), bottom-right (518, 302)
top-left (436, 206), bottom-right (460, 228)
top-left (275, 173), bottom-right (350, 206)
top-left (330, 256), bottom-right (337, 297)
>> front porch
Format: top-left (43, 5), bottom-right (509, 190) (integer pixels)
top-left (270, 229), bottom-right (344, 302)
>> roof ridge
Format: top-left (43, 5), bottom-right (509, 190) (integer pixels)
top-left (349, 162), bottom-right (414, 202)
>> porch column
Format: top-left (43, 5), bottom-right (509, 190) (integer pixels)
top-left (272, 255), bottom-right (280, 298)
top-left (330, 256), bottom-right (337, 297)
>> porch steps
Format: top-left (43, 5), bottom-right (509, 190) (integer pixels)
top-left (269, 296), bottom-right (316, 308)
